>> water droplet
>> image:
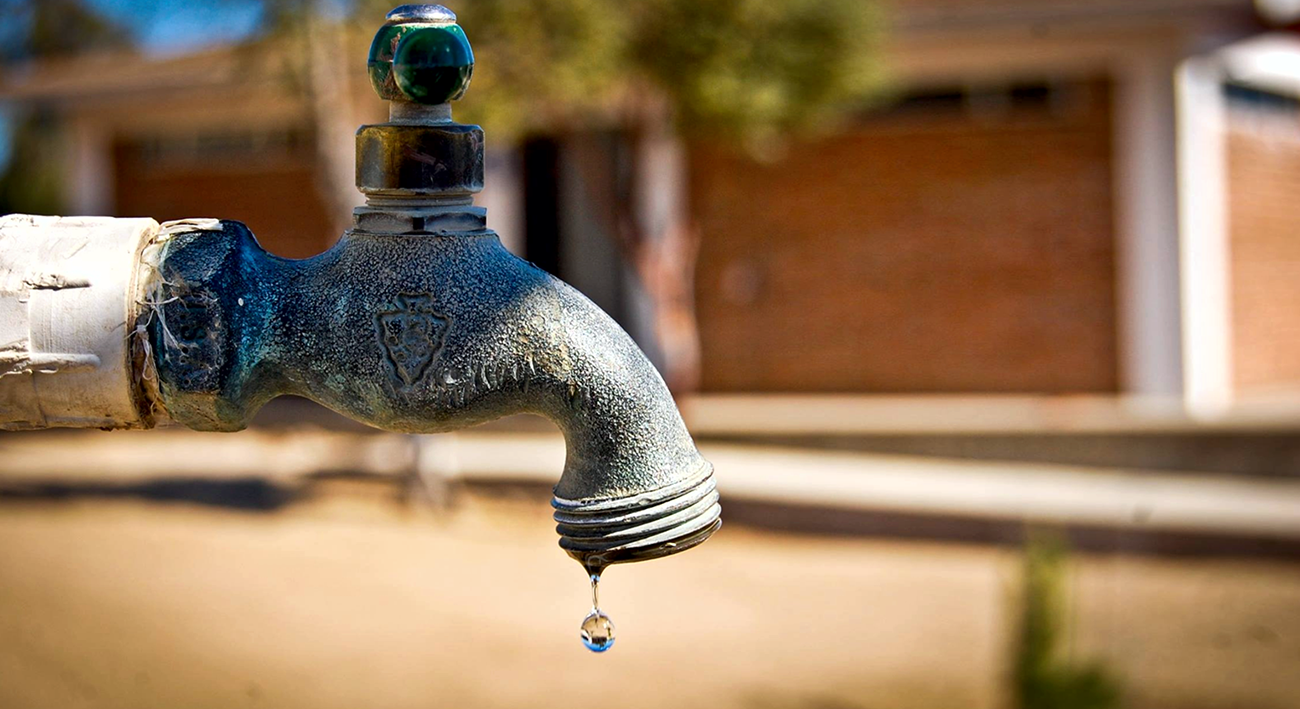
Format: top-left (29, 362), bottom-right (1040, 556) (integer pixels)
top-left (580, 610), bottom-right (615, 652)
top-left (579, 572), bottom-right (616, 652)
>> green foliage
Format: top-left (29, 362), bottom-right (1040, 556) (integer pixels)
top-left (632, 0), bottom-right (882, 139)
top-left (0, 0), bottom-right (132, 215)
top-left (351, 0), bottom-right (881, 142)
top-left (1013, 536), bottom-right (1122, 709)
top-left (436, 0), bottom-right (631, 137)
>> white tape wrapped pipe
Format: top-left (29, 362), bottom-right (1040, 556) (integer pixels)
top-left (0, 214), bottom-right (162, 430)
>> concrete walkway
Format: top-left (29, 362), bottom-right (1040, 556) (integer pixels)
top-left (4, 428), bottom-right (1300, 546)
top-left (1, 491), bottom-right (1298, 709)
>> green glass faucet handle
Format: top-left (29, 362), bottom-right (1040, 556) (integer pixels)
top-left (367, 4), bottom-right (474, 105)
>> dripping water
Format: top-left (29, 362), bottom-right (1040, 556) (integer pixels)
top-left (579, 565), bottom-right (615, 652)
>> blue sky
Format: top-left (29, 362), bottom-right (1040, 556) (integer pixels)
top-left (86, 0), bottom-right (266, 55)
top-left (1, 1), bottom-right (356, 171)
top-left (84, 0), bottom-right (355, 54)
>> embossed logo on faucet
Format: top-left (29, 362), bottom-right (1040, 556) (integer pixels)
top-left (377, 293), bottom-right (448, 388)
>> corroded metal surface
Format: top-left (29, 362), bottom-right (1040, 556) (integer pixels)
top-left (150, 220), bottom-right (719, 568)
top-left (355, 122), bottom-right (484, 198)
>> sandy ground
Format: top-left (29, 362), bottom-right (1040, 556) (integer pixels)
top-left (0, 486), bottom-right (1297, 709)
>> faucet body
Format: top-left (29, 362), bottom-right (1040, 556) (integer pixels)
top-left (152, 220), bottom-right (720, 566)
top-left (156, 218), bottom-right (717, 522)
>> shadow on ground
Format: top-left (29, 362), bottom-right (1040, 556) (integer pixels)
top-left (0, 477), bottom-right (299, 511)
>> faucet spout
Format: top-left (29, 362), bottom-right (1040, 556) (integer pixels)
top-left (149, 219), bottom-right (719, 571)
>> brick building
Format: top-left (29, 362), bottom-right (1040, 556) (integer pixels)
top-left (2, 0), bottom-right (1299, 414)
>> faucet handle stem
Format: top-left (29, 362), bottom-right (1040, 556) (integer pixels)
top-left (355, 5), bottom-right (484, 233)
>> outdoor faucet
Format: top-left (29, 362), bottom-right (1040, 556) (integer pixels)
top-left (0, 4), bottom-right (720, 572)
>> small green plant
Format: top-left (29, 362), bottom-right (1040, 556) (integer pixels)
top-left (1013, 535), bottom-right (1122, 709)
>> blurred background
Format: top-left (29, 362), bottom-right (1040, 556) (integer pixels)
top-left (2, 0), bottom-right (1300, 707)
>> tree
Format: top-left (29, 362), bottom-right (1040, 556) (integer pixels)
top-left (0, 0), bottom-right (134, 216)
top-left (443, 0), bottom-right (883, 390)
top-left (0, 0), bottom-right (133, 64)
top-left (622, 0), bottom-right (881, 389)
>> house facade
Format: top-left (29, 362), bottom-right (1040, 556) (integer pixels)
top-left (692, 0), bottom-right (1300, 416)
top-left (2, 0), bottom-right (1298, 415)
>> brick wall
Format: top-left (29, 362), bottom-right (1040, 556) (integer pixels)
top-left (1226, 110), bottom-right (1300, 394)
top-left (690, 83), bottom-right (1118, 393)
top-left (113, 129), bottom-right (338, 259)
